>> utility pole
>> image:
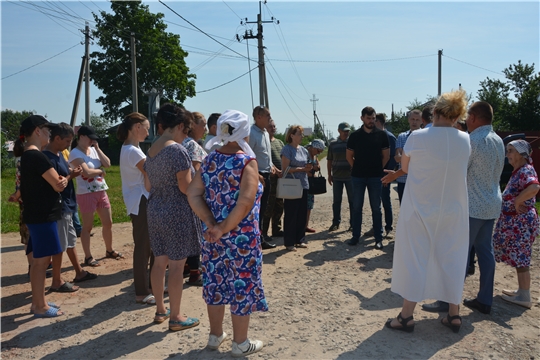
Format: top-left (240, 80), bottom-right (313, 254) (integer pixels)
top-left (438, 49), bottom-right (443, 96)
top-left (84, 22), bottom-right (91, 125)
top-left (71, 23), bottom-right (92, 127)
top-left (131, 33), bottom-right (138, 113)
top-left (144, 88), bottom-right (161, 140)
top-left (239, 1), bottom-right (279, 109)
top-left (310, 94), bottom-right (319, 133)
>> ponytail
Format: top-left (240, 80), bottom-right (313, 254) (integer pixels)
top-left (116, 112), bottom-right (148, 142)
top-left (13, 138), bottom-right (25, 157)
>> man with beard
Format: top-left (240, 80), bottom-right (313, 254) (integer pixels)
top-left (346, 107), bottom-right (390, 250)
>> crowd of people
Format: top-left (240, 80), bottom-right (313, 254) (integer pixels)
top-left (10, 92), bottom-right (538, 355)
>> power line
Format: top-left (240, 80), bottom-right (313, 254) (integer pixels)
top-left (158, 0), bottom-right (249, 61)
top-left (265, 64), bottom-right (306, 125)
top-left (443, 54), bottom-right (504, 75)
top-left (2, 43), bottom-right (81, 80)
top-left (197, 67), bottom-right (259, 93)
top-left (222, 0), bottom-right (242, 20)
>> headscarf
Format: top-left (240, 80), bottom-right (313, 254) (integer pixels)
top-left (508, 139), bottom-right (533, 164)
top-left (204, 109), bottom-right (255, 158)
top-left (308, 139), bottom-right (325, 150)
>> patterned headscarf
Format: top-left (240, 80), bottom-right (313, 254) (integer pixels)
top-left (309, 139), bottom-right (326, 150)
top-left (508, 139), bottom-right (533, 164)
top-left (204, 109), bottom-right (255, 158)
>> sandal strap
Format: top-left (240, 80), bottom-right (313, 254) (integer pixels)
top-left (447, 314), bottom-right (462, 322)
top-left (397, 312), bottom-right (414, 326)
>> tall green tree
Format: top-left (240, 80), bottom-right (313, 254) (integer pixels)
top-left (90, 1), bottom-right (196, 122)
top-left (477, 61), bottom-right (540, 131)
top-left (1, 109), bottom-right (36, 140)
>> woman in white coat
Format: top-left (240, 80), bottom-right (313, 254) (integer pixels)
top-left (382, 89), bottom-right (470, 333)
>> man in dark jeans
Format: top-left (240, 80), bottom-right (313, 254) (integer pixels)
top-left (375, 113), bottom-right (396, 238)
top-left (346, 107), bottom-right (390, 250)
top-left (248, 106), bottom-right (277, 249)
top-left (394, 110), bottom-right (422, 204)
top-left (327, 122), bottom-right (353, 232)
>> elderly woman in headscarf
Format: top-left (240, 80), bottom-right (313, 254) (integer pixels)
top-left (187, 110), bottom-right (267, 357)
top-left (305, 139), bottom-right (326, 233)
top-left (493, 139), bottom-right (539, 309)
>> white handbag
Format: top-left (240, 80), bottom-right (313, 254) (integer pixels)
top-left (276, 166), bottom-right (303, 199)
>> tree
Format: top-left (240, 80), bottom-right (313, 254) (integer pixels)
top-left (79, 112), bottom-right (111, 139)
top-left (1, 109), bottom-right (36, 141)
top-left (90, 1), bottom-right (196, 123)
top-left (477, 61), bottom-right (540, 131)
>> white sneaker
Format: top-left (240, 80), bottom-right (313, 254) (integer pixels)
top-left (502, 289), bottom-right (518, 297)
top-left (231, 339), bottom-right (263, 357)
top-left (207, 332), bottom-right (227, 350)
top-left (501, 294), bottom-right (532, 309)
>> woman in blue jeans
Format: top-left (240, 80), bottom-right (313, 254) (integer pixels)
top-left (280, 125), bottom-right (313, 252)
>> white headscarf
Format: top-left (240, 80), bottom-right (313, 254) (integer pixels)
top-left (509, 139), bottom-right (533, 164)
top-left (204, 109), bottom-right (255, 158)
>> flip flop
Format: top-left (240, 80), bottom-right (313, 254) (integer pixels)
top-left (169, 317), bottom-right (200, 332)
top-left (30, 302), bottom-right (60, 314)
top-left (136, 294), bottom-right (156, 305)
top-left (154, 309), bottom-right (171, 324)
top-left (73, 271), bottom-right (98, 283)
top-left (34, 306), bottom-right (63, 318)
top-left (84, 257), bottom-right (100, 267)
top-left (50, 282), bottom-right (79, 293)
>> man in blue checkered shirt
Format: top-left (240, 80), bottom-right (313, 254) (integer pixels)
top-left (394, 110), bottom-right (422, 204)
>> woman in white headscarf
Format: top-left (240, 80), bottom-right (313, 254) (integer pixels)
top-left (493, 139), bottom-right (539, 309)
top-left (187, 110), bottom-right (267, 357)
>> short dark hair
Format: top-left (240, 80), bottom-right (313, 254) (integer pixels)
top-left (207, 113), bottom-right (221, 128)
top-left (468, 101), bottom-right (493, 123)
top-left (422, 107), bottom-right (432, 123)
top-left (375, 113), bottom-right (386, 125)
top-left (253, 106), bottom-right (269, 119)
top-left (156, 103), bottom-right (193, 134)
top-left (50, 122), bottom-right (75, 140)
top-left (361, 106), bottom-right (376, 117)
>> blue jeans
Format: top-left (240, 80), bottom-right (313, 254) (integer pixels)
top-left (351, 176), bottom-right (383, 242)
top-left (468, 217), bottom-right (496, 306)
top-left (381, 183), bottom-right (393, 232)
top-left (72, 210), bottom-right (82, 236)
top-left (331, 179), bottom-right (353, 228)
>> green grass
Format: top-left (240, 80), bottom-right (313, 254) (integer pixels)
top-left (1, 165), bottom-right (130, 234)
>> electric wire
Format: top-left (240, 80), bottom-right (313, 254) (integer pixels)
top-left (443, 55), bottom-right (504, 75)
top-left (264, 64), bottom-right (306, 125)
top-left (158, 0), bottom-right (250, 61)
top-left (2, 43), bottom-right (81, 80)
top-left (197, 67), bottom-right (259, 93)
top-left (246, 39), bottom-right (255, 109)
top-left (222, 0), bottom-right (243, 20)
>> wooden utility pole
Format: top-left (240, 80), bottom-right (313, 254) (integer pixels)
top-left (131, 33), bottom-right (138, 112)
top-left (310, 94), bottom-right (319, 132)
top-left (438, 49), bottom-right (443, 96)
top-left (239, 1), bottom-right (279, 108)
top-left (84, 22), bottom-right (91, 125)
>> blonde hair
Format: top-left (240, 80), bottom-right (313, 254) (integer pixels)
top-left (285, 125), bottom-right (303, 144)
top-left (433, 89), bottom-right (468, 121)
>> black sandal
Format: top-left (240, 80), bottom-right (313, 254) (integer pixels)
top-left (84, 257), bottom-right (100, 267)
top-left (441, 314), bottom-right (462, 333)
top-left (106, 250), bottom-right (124, 260)
top-left (385, 312), bottom-right (415, 332)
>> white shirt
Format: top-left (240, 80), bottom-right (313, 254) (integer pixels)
top-left (119, 144), bottom-right (149, 216)
top-left (69, 147), bottom-right (108, 195)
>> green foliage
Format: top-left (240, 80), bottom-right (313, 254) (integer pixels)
top-left (90, 1), bottom-right (196, 122)
top-left (1, 132), bottom-right (14, 172)
top-left (1, 109), bottom-right (35, 140)
top-left (83, 112), bottom-right (111, 138)
top-left (388, 96), bottom-right (436, 136)
top-left (477, 61), bottom-right (540, 131)
top-left (2, 166), bottom-right (130, 233)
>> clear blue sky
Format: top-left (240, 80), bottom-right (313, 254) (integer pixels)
top-left (2, 1), bottom-right (539, 139)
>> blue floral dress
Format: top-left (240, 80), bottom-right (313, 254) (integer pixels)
top-left (200, 151), bottom-right (268, 315)
top-left (493, 163), bottom-right (539, 268)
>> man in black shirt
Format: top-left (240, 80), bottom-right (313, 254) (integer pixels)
top-left (346, 107), bottom-right (390, 249)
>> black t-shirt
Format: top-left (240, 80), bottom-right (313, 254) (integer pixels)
top-left (346, 126), bottom-right (390, 178)
top-left (20, 150), bottom-right (62, 224)
top-left (43, 150), bottom-right (77, 214)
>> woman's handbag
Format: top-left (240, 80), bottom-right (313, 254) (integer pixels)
top-left (277, 166), bottom-right (303, 199)
top-left (308, 171), bottom-right (327, 195)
